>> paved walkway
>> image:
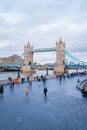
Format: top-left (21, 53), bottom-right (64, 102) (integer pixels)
top-left (0, 75), bottom-right (56, 85)
top-left (0, 75), bottom-right (87, 130)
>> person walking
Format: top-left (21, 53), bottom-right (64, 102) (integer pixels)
top-left (0, 84), bottom-right (4, 94)
top-left (43, 87), bottom-right (48, 97)
top-left (10, 80), bottom-right (14, 88)
top-left (29, 80), bottom-right (32, 86)
top-left (25, 87), bottom-right (29, 96)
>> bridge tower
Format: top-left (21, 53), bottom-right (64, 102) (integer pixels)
top-left (22, 42), bottom-right (35, 72)
top-left (24, 42), bottom-right (33, 65)
top-left (54, 38), bottom-right (66, 74)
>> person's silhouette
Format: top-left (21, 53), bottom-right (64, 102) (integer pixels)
top-left (43, 87), bottom-right (48, 97)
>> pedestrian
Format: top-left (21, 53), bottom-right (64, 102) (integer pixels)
top-left (10, 80), bottom-right (14, 88)
top-left (59, 76), bottom-right (62, 82)
top-left (25, 87), bottom-right (29, 96)
top-left (0, 84), bottom-right (4, 94)
top-left (29, 80), bottom-right (32, 86)
top-left (27, 77), bottom-right (29, 82)
top-left (77, 79), bottom-right (80, 83)
top-left (43, 87), bottom-right (48, 97)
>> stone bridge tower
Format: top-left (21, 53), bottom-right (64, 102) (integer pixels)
top-left (24, 42), bottom-right (33, 65)
top-left (54, 38), bottom-right (66, 74)
top-left (22, 42), bottom-right (35, 72)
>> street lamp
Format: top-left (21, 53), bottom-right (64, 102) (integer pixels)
top-left (46, 66), bottom-right (48, 75)
top-left (17, 65), bottom-right (20, 78)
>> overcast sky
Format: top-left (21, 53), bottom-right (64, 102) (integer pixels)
top-left (0, 0), bottom-right (87, 64)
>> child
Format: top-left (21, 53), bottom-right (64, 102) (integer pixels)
top-left (25, 87), bottom-right (29, 96)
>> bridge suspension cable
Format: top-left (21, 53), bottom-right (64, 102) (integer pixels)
top-left (1, 53), bottom-right (24, 67)
top-left (64, 50), bottom-right (87, 65)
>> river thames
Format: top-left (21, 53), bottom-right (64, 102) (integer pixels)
top-left (0, 69), bottom-right (85, 80)
top-left (0, 70), bottom-right (54, 80)
top-left (0, 70), bottom-right (87, 130)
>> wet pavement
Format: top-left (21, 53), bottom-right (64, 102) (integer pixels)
top-left (0, 75), bottom-right (87, 130)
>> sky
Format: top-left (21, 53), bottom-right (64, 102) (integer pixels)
top-left (0, 0), bottom-right (87, 64)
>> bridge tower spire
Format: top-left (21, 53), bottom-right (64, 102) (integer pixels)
top-left (54, 38), bottom-right (66, 74)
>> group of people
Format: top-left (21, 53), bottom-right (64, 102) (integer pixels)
top-left (0, 77), bottom-right (14, 95)
top-left (25, 85), bottom-right (48, 97)
top-left (56, 72), bottom-right (86, 82)
top-left (25, 76), bottom-right (48, 97)
top-left (1, 75), bottom-right (48, 97)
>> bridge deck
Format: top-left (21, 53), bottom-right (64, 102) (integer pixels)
top-left (29, 47), bottom-right (56, 53)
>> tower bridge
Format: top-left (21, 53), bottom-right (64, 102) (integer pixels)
top-left (23, 38), bottom-right (65, 74)
top-left (0, 38), bottom-right (87, 74)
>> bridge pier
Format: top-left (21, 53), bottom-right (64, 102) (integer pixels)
top-left (64, 67), bottom-right (68, 73)
top-left (21, 65), bottom-right (35, 73)
top-left (54, 66), bottom-right (65, 74)
top-left (54, 38), bottom-right (66, 74)
top-left (0, 68), bottom-right (5, 72)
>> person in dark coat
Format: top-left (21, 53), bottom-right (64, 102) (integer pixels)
top-left (43, 87), bottom-right (48, 97)
top-left (10, 80), bottom-right (14, 88)
top-left (27, 77), bottom-right (29, 82)
top-left (0, 84), bottom-right (4, 94)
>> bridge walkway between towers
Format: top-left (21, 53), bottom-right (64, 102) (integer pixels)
top-left (29, 47), bottom-right (56, 53)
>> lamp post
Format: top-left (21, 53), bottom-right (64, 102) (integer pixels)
top-left (17, 65), bottom-right (20, 78)
top-left (46, 66), bottom-right (48, 75)
top-left (85, 67), bottom-right (86, 76)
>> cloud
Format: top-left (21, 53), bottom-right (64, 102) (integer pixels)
top-left (34, 52), bottom-right (56, 64)
top-left (0, 11), bottom-right (25, 26)
top-left (0, 40), bottom-right (10, 47)
top-left (0, 0), bottom-right (87, 63)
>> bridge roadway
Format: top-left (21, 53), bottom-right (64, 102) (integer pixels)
top-left (0, 64), bottom-right (87, 71)
top-left (65, 65), bottom-right (87, 70)
top-left (0, 65), bottom-right (21, 72)
top-left (31, 64), bottom-right (87, 69)
top-left (0, 65), bottom-right (19, 68)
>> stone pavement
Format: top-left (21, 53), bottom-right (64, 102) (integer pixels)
top-left (0, 75), bottom-right (87, 130)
